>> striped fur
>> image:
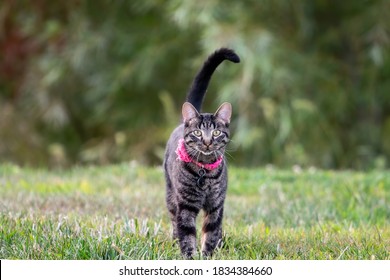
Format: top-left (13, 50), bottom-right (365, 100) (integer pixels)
top-left (163, 48), bottom-right (239, 258)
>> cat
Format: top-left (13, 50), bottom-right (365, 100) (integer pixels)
top-left (163, 48), bottom-right (240, 258)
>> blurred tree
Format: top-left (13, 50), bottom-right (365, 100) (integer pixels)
top-left (0, 0), bottom-right (389, 169)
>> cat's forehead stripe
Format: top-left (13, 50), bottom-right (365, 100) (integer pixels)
top-left (198, 114), bottom-right (215, 129)
top-left (200, 121), bottom-right (215, 130)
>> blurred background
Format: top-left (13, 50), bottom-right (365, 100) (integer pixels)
top-left (1, 0), bottom-right (389, 169)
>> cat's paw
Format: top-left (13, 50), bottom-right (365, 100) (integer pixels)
top-left (182, 248), bottom-right (196, 259)
top-left (201, 250), bottom-right (213, 259)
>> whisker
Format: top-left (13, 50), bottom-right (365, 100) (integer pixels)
top-left (224, 150), bottom-right (235, 160)
top-left (189, 149), bottom-right (199, 159)
top-left (213, 151), bottom-right (219, 161)
top-left (196, 150), bottom-right (201, 163)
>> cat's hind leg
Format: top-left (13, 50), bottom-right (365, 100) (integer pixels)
top-left (166, 188), bottom-right (178, 240)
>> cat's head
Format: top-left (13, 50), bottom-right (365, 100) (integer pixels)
top-left (182, 102), bottom-right (231, 160)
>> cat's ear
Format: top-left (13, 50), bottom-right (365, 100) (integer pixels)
top-left (182, 102), bottom-right (200, 122)
top-left (214, 102), bottom-right (232, 124)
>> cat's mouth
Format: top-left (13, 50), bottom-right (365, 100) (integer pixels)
top-left (189, 145), bottom-right (221, 157)
top-left (200, 150), bottom-right (214, 156)
top-left (197, 146), bottom-right (219, 156)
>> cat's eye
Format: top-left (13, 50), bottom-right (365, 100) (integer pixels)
top-left (193, 130), bottom-right (202, 137)
top-left (212, 130), bottom-right (221, 137)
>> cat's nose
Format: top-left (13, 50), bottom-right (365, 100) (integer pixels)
top-left (203, 138), bottom-right (212, 147)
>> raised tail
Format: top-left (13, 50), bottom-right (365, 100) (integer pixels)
top-left (186, 48), bottom-right (240, 112)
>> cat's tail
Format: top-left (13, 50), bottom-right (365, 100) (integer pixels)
top-left (186, 48), bottom-right (240, 112)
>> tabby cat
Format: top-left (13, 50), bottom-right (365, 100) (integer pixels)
top-left (163, 48), bottom-right (240, 258)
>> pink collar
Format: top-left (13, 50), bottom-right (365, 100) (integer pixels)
top-left (175, 138), bottom-right (223, 170)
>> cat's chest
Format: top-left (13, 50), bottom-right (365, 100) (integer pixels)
top-left (195, 174), bottom-right (225, 201)
top-left (194, 168), bottom-right (223, 189)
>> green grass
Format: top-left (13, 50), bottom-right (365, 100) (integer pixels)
top-left (0, 163), bottom-right (389, 260)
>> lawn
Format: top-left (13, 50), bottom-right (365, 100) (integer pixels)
top-left (0, 163), bottom-right (389, 260)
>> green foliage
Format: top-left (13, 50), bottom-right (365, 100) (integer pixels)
top-left (0, 164), bottom-right (389, 259)
top-left (1, 0), bottom-right (389, 168)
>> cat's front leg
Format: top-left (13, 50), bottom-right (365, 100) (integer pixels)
top-left (177, 205), bottom-right (199, 259)
top-left (201, 206), bottom-right (224, 257)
